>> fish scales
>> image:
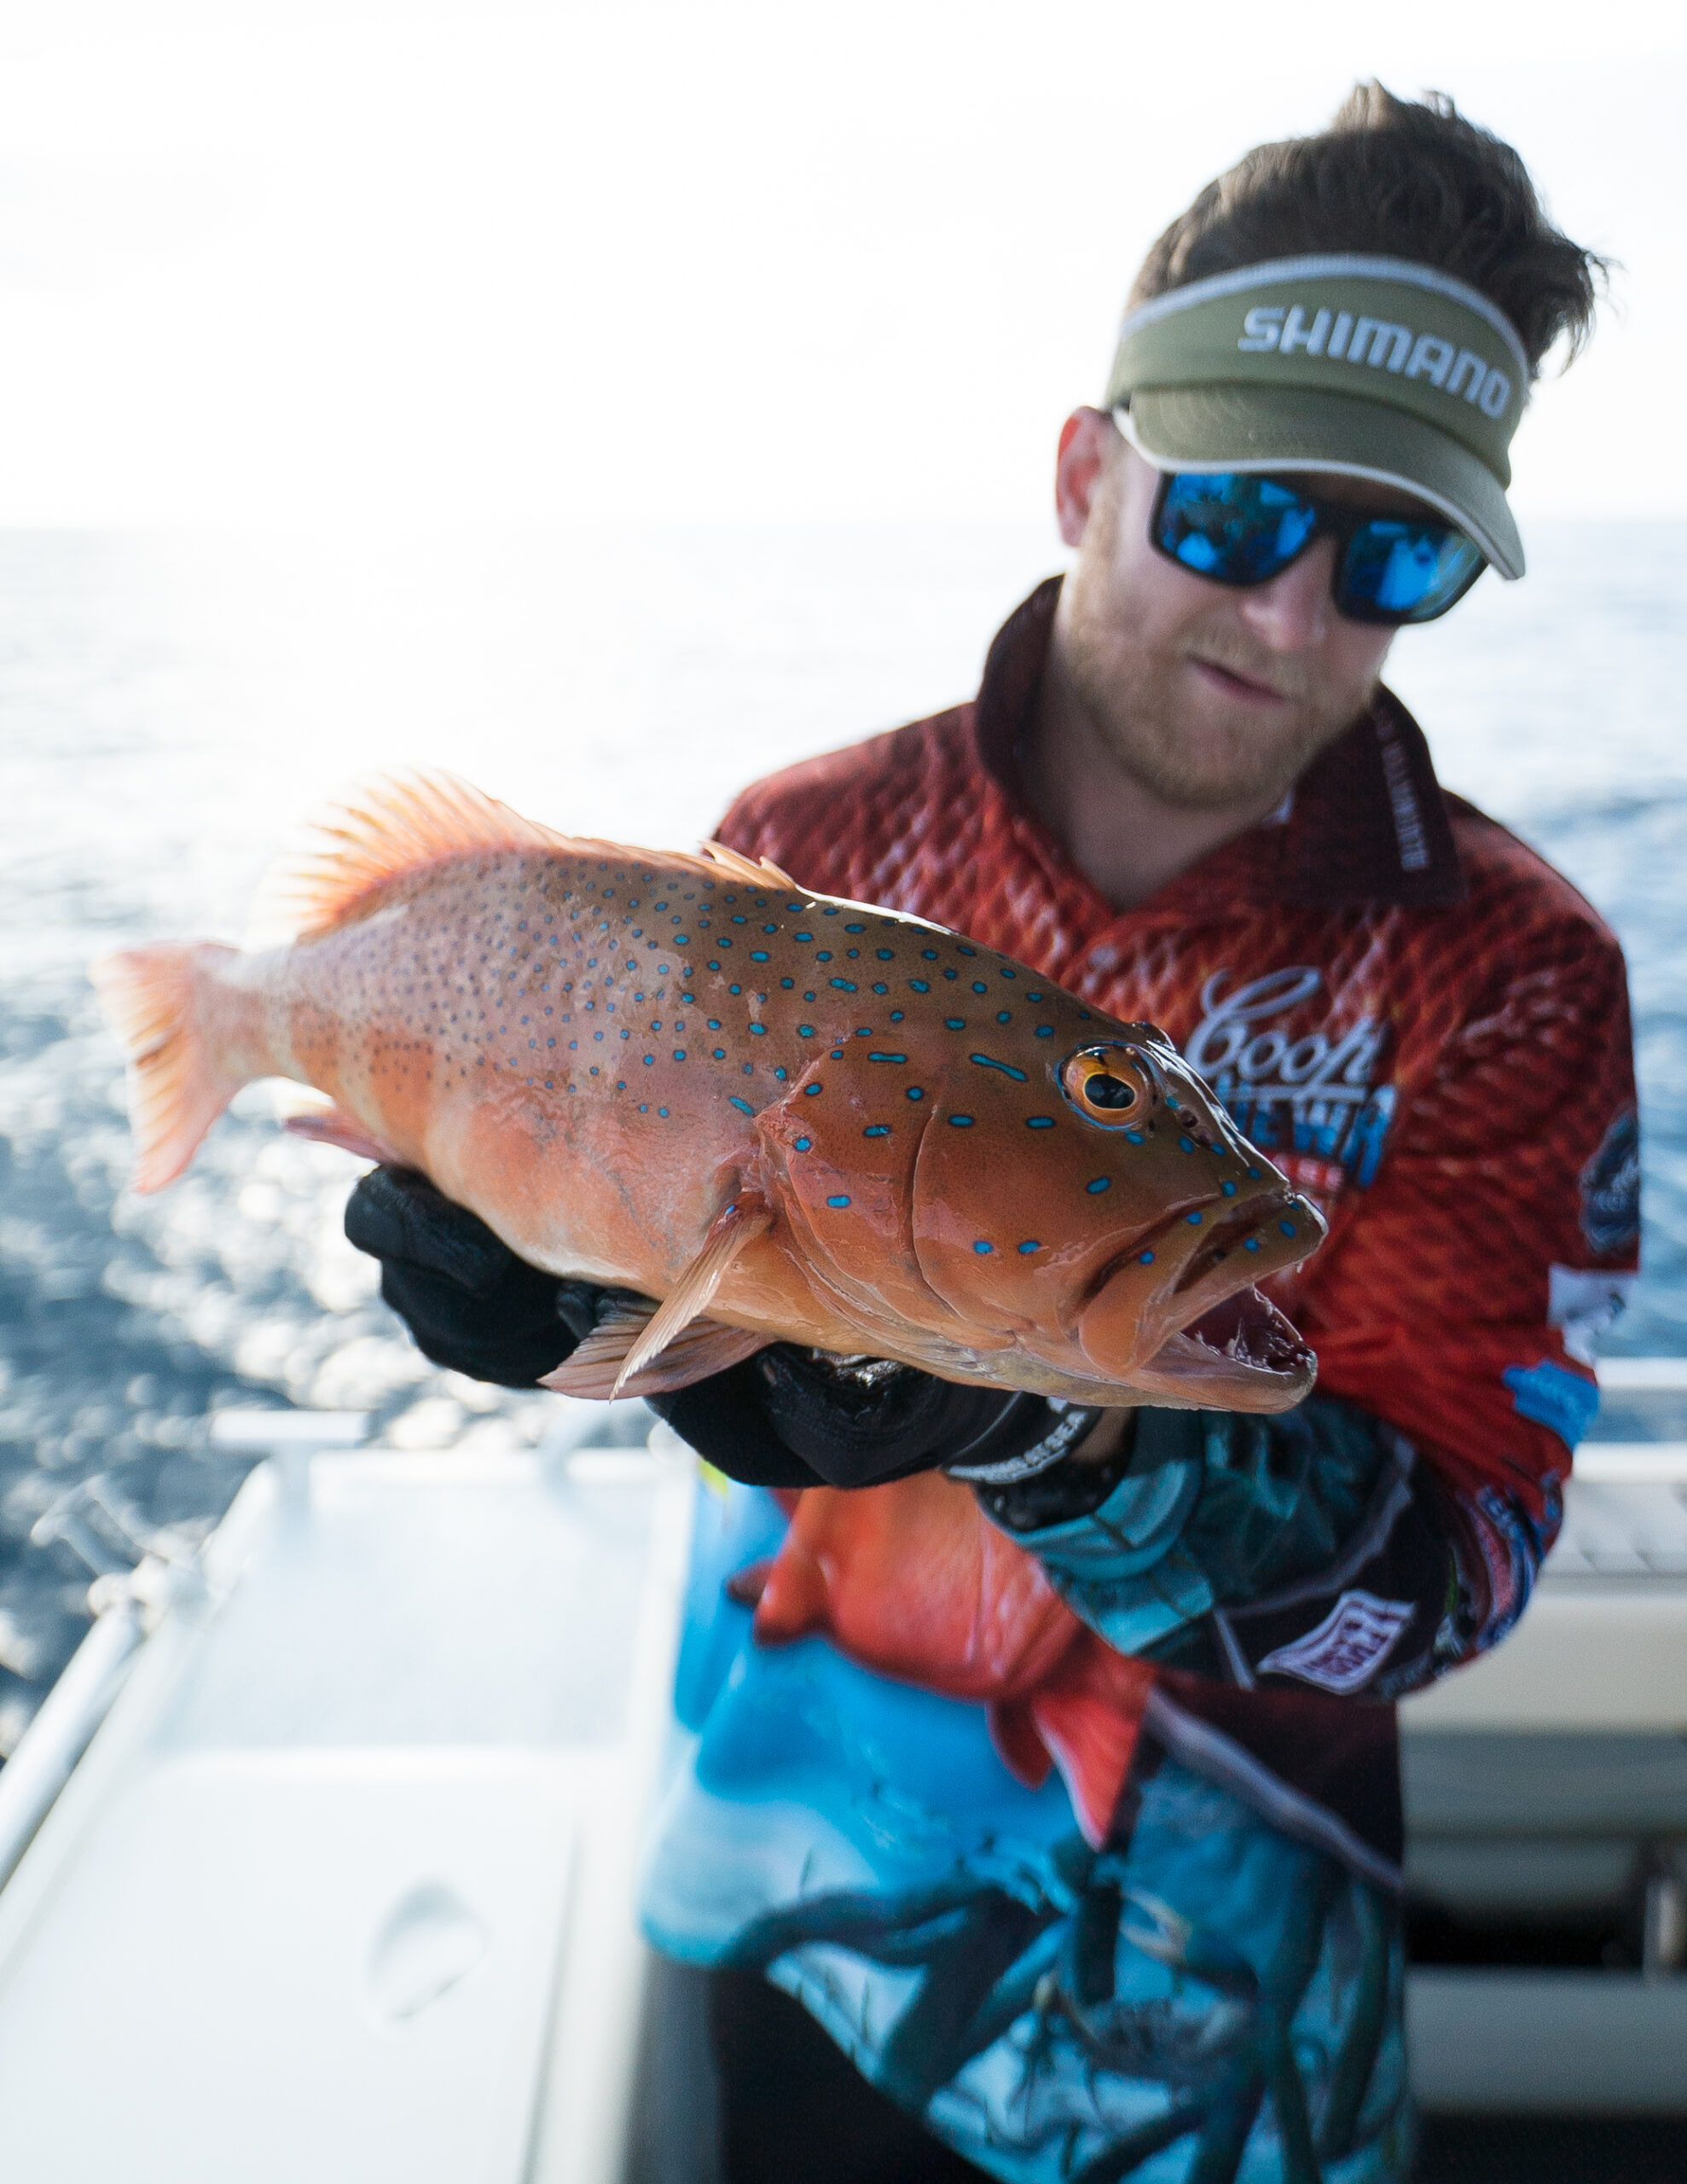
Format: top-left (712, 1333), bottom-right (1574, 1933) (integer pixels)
top-left (92, 772), bottom-right (1325, 1411)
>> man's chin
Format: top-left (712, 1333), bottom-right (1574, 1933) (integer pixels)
top-left (1094, 684), bottom-right (1359, 815)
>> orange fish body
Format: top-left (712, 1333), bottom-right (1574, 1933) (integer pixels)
top-left (93, 773), bottom-right (1323, 1411)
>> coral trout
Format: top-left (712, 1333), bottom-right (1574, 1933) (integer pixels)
top-left (92, 771), bottom-right (1325, 1409)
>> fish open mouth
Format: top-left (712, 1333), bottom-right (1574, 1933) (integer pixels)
top-left (1131, 1284), bottom-right (1317, 1409)
top-left (1173, 1285), bottom-right (1314, 1376)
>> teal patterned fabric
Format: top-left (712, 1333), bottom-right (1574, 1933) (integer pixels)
top-left (1003, 1399), bottom-right (1391, 1670)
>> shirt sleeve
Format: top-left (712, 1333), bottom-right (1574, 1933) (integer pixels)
top-left (977, 1393), bottom-right (1559, 1699)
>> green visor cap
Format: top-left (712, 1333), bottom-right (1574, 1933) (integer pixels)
top-left (1106, 255), bottom-right (1531, 579)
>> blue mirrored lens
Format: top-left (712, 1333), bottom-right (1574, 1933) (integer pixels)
top-left (1158, 473), bottom-right (1318, 584)
top-left (1342, 520), bottom-right (1483, 621)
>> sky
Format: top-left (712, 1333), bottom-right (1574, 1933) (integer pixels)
top-left (0, 0), bottom-right (1681, 528)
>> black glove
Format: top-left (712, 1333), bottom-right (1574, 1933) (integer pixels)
top-left (345, 1166), bottom-right (1100, 1490)
top-left (653, 1350), bottom-right (1104, 1493)
top-left (344, 1166), bottom-right (580, 1388)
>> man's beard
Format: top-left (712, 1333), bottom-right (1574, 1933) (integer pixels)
top-left (1062, 601), bottom-right (1376, 816)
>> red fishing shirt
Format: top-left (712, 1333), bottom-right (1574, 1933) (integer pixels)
top-left (717, 576), bottom-right (1638, 1577)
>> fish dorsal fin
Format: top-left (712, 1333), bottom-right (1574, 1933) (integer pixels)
top-left (608, 1189), bottom-right (774, 1397)
top-left (272, 770), bottom-right (575, 939)
top-left (699, 839), bottom-right (800, 892)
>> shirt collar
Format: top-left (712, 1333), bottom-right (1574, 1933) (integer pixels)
top-left (972, 575), bottom-right (1468, 917)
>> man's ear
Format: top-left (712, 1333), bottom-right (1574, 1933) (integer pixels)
top-left (1053, 406), bottom-right (1117, 549)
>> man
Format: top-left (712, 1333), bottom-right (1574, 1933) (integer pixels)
top-left (346, 85), bottom-right (1637, 2183)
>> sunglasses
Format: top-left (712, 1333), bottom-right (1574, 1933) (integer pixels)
top-left (1150, 471), bottom-right (1487, 626)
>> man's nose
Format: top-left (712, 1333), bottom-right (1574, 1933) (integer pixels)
top-left (1237, 537), bottom-right (1336, 651)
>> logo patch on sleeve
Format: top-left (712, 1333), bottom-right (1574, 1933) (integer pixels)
top-left (1256, 1590), bottom-right (1415, 1694)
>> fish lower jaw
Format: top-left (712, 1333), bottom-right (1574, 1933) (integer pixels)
top-left (1127, 1287), bottom-right (1318, 1413)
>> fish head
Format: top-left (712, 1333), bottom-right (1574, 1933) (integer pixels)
top-left (908, 1020), bottom-right (1325, 1411)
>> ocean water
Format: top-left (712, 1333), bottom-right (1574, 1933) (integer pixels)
top-left (2, 520), bottom-right (1683, 1751)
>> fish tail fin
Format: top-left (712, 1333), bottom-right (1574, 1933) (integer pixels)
top-left (90, 942), bottom-right (247, 1192)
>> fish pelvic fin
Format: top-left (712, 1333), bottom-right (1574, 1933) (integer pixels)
top-left (542, 1304), bottom-right (770, 1400)
top-left (610, 1190), bottom-right (774, 1397)
top-left (699, 839), bottom-right (801, 891)
top-left (90, 942), bottom-right (246, 1194)
top-left (282, 1103), bottom-right (403, 1166)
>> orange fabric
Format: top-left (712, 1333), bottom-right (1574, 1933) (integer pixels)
top-left (751, 1471), bottom-right (1155, 1844)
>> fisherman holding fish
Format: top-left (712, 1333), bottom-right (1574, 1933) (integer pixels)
top-left (100, 84), bottom-right (1638, 2184)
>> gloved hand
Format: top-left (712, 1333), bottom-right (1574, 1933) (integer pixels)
top-left (344, 1166), bottom-right (1102, 1490)
top-left (343, 1166), bottom-right (583, 1388)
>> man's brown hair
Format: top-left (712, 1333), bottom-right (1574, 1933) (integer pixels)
top-left (1129, 84), bottom-right (1606, 377)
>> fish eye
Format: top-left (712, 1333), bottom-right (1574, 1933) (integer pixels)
top-left (1060, 1045), bottom-right (1158, 1126)
top-left (1086, 1073), bottom-right (1136, 1109)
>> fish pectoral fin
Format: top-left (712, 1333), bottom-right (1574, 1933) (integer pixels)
top-left (282, 1104), bottom-right (402, 1166)
top-left (542, 1305), bottom-right (770, 1400)
top-left (608, 1190), bottom-right (774, 1397)
top-left (698, 839), bottom-right (800, 891)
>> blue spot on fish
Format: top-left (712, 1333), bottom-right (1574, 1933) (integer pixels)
top-left (864, 1124), bottom-right (890, 1138)
top-left (1221, 1180), bottom-right (1238, 1196)
top-left (1186, 1212), bottom-right (1203, 1224)
top-left (794, 1136), bottom-right (812, 1151)
top-left (805, 1083), bottom-right (824, 1096)
top-left (1035, 1026), bottom-right (1053, 1039)
top-left (1017, 1240), bottom-right (1040, 1254)
top-left (1244, 1237), bottom-right (1261, 1252)
top-left (1180, 1136), bottom-right (1195, 1153)
top-left (910, 979), bottom-right (930, 992)
top-left (673, 1049), bottom-right (686, 1061)
top-left (730, 1096), bottom-right (754, 1115)
top-left (949, 1115), bottom-right (975, 1128)
top-left (973, 1240), bottom-right (993, 1254)
top-left (751, 950), bottom-right (769, 961)
top-left (1279, 1220), bottom-right (1298, 1237)
top-left (1026, 1116), bottom-right (1054, 1129)
top-left (868, 1052), bottom-right (907, 1064)
top-left (826, 1194), bottom-right (851, 1208)
top-left (1087, 1177), bottom-right (1110, 1194)
top-left (906, 1087), bottom-right (924, 1101)
top-left (797, 1025), bottom-right (815, 1037)
top-left (970, 1054), bottom-right (1028, 1082)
